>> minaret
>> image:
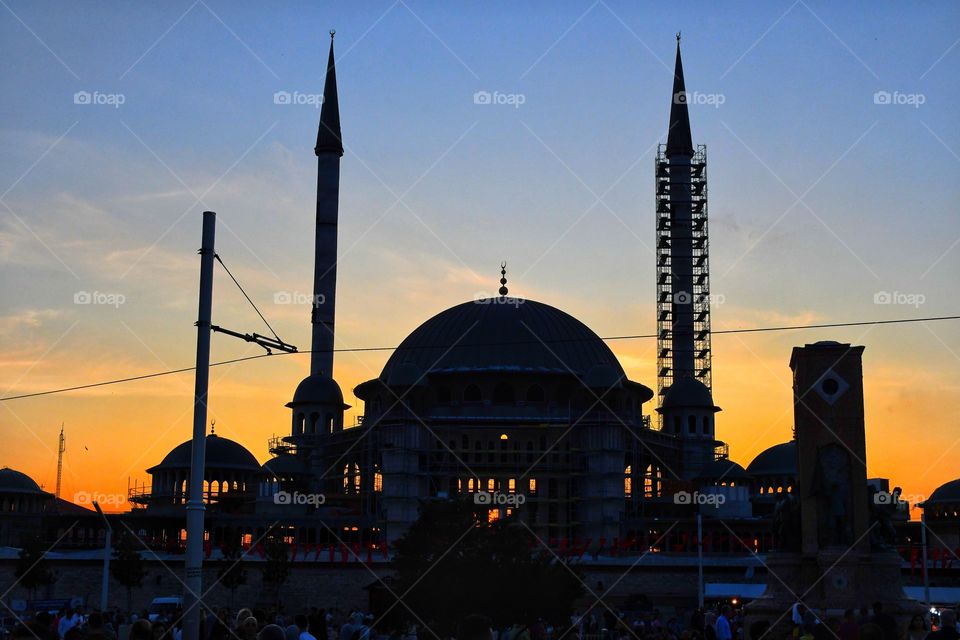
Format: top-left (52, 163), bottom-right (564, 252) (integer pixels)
top-left (311, 30), bottom-right (344, 378)
top-left (282, 31), bottom-right (348, 475)
top-left (655, 36), bottom-right (719, 478)
top-left (655, 34), bottom-right (712, 404)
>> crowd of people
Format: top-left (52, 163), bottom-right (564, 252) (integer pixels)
top-left (7, 607), bottom-right (375, 640)
top-left (6, 602), bottom-right (959, 640)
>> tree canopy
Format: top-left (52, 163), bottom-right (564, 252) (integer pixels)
top-left (389, 500), bottom-right (584, 634)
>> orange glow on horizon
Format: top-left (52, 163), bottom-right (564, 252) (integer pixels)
top-left (1, 300), bottom-right (955, 520)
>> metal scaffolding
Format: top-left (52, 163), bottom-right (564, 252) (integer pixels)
top-left (655, 144), bottom-right (713, 413)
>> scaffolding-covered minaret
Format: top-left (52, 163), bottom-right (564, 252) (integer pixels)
top-left (656, 35), bottom-right (713, 415)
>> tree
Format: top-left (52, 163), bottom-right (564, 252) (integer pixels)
top-left (112, 530), bottom-right (146, 614)
top-left (217, 533), bottom-right (247, 608)
top-left (391, 500), bottom-right (584, 634)
top-left (260, 532), bottom-right (290, 609)
top-left (15, 535), bottom-right (56, 601)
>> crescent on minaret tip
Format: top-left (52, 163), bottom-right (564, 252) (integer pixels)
top-left (499, 262), bottom-right (508, 297)
top-left (330, 29), bottom-right (336, 39)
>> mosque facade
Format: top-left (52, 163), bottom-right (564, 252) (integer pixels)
top-left (2, 37), bottom-right (957, 578)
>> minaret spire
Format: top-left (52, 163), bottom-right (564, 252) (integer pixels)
top-left (666, 35), bottom-right (693, 158)
top-left (655, 34), bottom-right (713, 413)
top-left (315, 30), bottom-right (343, 157)
top-left (310, 30), bottom-right (343, 377)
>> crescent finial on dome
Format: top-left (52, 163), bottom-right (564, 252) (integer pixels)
top-left (499, 261), bottom-right (508, 296)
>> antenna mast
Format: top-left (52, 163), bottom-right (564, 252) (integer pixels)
top-left (56, 423), bottom-right (65, 499)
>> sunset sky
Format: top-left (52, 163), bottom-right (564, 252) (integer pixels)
top-left (1, 2), bottom-right (958, 516)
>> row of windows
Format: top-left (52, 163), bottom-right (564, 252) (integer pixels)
top-left (758, 485), bottom-right (794, 494)
top-left (624, 465), bottom-right (664, 498)
top-left (664, 414), bottom-right (713, 435)
top-left (293, 412), bottom-right (337, 435)
top-left (341, 463), bottom-right (382, 494)
top-left (375, 384), bottom-right (644, 407)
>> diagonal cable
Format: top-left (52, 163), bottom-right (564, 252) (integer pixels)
top-left (214, 253), bottom-right (283, 344)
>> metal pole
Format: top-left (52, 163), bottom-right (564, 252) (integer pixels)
top-left (697, 512), bottom-right (704, 609)
top-left (93, 502), bottom-right (111, 611)
top-left (184, 211), bottom-right (216, 640)
top-left (920, 512), bottom-right (930, 611)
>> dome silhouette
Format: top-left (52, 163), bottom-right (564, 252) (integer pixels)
top-left (148, 434), bottom-right (260, 473)
top-left (0, 467), bottom-right (45, 494)
top-left (380, 299), bottom-right (626, 380)
top-left (746, 441), bottom-right (797, 477)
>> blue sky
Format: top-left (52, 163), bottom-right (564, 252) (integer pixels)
top-left (1, 1), bottom-right (958, 508)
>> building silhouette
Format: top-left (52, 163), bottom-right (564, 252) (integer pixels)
top-left (2, 38), bottom-right (953, 585)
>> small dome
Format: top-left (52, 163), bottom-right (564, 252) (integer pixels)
top-left (149, 434), bottom-right (260, 473)
top-left (262, 455), bottom-right (311, 477)
top-left (291, 374), bottom-right (345, 406)
top-left (925, 478), bottom-right (960, 505)
top-left (660, 377), bottom-right (718, 410)
top-left (0, 467), bottom-right (45, 494)
top-left (746, 441), bottom-right (797, 477)
top-left (697, 458), bottom-right (751, 482)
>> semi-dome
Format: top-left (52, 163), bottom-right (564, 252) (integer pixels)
top-left (262, 455), bottom-right (311, 477)
top-left (291, 373), bottom-right (347, 406)
top-left (746, 441), bottom-right (797, 477)
top-left (379, 298), bottom-right (627, 381)
top-left (660, 376), bottom-right (719, 410)
top-left (697, 458), bottom-right (751, 482)
top-left (0, 467), bottom-right (45, 494)
top-left (925, 478), bottom-right (960, 505)
top-left (148, 434), bottom-right (260, 473)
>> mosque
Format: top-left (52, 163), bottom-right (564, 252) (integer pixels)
top-left (2, 36), bottom-right (958, 573)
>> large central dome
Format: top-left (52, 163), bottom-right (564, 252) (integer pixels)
top-left (379, 298), bottom-right (626, 381)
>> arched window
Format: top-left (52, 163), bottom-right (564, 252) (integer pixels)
top-left (644, 465), bottom-right (658, 498)
top-left (464, 384), bottom-right (482, 403)
top-left (673, 416), bottom-right (681, 434)
top-left (687, 415), bottom-right (697, 434)
top-left (493, 382), bottom-right (514, 404)
top-left (326, 414), bottom-right (335, 433)
top-left (309, 412), bottom-right (320, 434)
top-left (624, 465), bottom-right (633, 498)
top-left (702, 416), bottom-right (710, 435)
top-left (526, 385), bottom-right (545, 402)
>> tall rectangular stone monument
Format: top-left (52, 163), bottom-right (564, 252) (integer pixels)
top-left (744, 342), bottom-right (918, 639)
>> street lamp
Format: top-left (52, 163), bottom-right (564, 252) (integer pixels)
top-left (93, 501), bottom-right (111, 612)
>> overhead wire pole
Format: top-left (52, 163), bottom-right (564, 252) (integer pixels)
top-left (697, 512), bottom-right (704, 609)
top-left (183, 211), bottom-right (216, 640)
top-left (93, 500), bottom-right (111, 611)
top-left (921, 511), bottom-right (930, 611)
